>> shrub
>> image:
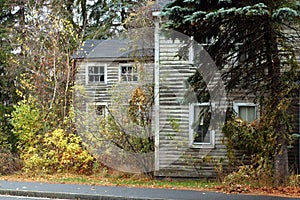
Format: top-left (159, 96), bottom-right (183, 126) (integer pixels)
top-left (22, 129), bottom-right (96, 175)
top-left (222, 157), bottom-right (274, 192)
top-left (11, 96), bottom-right (44, 152)
top-left (0, 147), bottom-right (22, 175)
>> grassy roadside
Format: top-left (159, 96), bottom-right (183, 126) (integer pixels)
top-left (0, 172), bottom-right (299, 198)
top-left (0, 172), bottom-right (219, 191)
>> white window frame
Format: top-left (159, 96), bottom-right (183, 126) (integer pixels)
top-left (86, 102), bottom-right (108, 117)
top-left (189, 103), bottom-right (215, 148)
top-left (86, 63), bottom-right (107, 85)
top-left (119, 63), bottom-right (138, 82)
top-left (233, 102), bottom-right (258, 122)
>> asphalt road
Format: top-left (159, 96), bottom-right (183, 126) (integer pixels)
top-left (0, 195), bottom-right (68, 199)
top-left (0, 180), bottom-right (298, 200)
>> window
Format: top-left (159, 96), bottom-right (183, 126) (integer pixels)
top-left (189, 103), bottom-right (215, 147)
top-left (233, 103), bottom-right (257, 122)
top-left (87, 65), bottom-right (106, 84)
top-left (86, 103), bottom-right (107, 117)
top-left (120, 64), bottom-right (138, 82)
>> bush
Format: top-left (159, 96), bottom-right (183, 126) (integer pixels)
top-left (22, 129), bottom-right (96, 175)
top-left (222, 158), bottom-right (274, 192)
top-left (0, 147), bottom-right (22, 175)
top-left (11, 96), bottom-right (44, 152)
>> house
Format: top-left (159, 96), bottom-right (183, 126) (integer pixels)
top-left (72, 39), bottom-right (154, 115)
top-left (151, 0), bottom-right (300, 178)
top-left (73, 1), bottom-right (300, 178)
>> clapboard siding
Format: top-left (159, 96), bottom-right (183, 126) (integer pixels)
top-left (155, 34), bottom-right (229, 178)
top-left (75, 60), bottom-right (154, 110)
top-left (287, 28), bottom-right (300, 173)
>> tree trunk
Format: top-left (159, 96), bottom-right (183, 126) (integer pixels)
top-left (274, 131), bottom-right (289, 186)
top-left (264, 20), bottom-right (290, 186)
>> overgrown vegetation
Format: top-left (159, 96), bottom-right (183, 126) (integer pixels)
top-left (0, 0), bottom-right (299, 193)
top-left (74, 66), bottom-right (155, 176)
top-left (162, 0), bottom-right (300, 186)
top-left (10, 97), bottom-right (96, 175)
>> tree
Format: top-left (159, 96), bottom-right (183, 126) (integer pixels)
top-left (8, 0), bottom-right (80, 129)
top-left (73, 0), bottom-right (141, 39)
top-left (161, 0), bottom-right (299, 186)
top-left (0, 0), bottom-right (23, 152)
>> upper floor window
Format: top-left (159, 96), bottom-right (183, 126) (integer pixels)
top-left (86, 103), bottom-right (107, 117)
top-left (87, 65), bottom-right (106, 84)
top-left (189, 103), bottom-right (215, 148)
top-left (120, 64), bottom-right (138, 82)
top-left (233, 102), bottom-right (257, 122)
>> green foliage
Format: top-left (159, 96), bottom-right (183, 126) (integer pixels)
top-left (169, 116), bottom-right (180, 132)
top-left (9, 6), bottom-right (80, 130)
top-left (11, 96), bottom-right (44, 152)
top-left (223, 118), bottom-right (276, 161)
top-left (21, 129), bottom-right (96, 175)
top-left (11, 97), bottom-right (96, 174)
top-left (0, 1), bottom-right (21, 153)
top-left (162, 0), bottom-right (299, 185)
top-left (82, 0), bottom-right (140, 39)
top-left (222, 102), bottom-right (295, 185)
top-left (272, 7), bottom-right (299, 21)
top-left (0, 104), bottom-right (17, 151)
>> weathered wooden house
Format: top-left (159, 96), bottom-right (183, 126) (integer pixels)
top-left (73, 39), bottom-right (154, 115)
top-left (73, 1), bottom-right (299, 178)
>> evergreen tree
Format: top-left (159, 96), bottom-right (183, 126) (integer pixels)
top-left (161, 0), bottom-right (299, 185)
top-left (0, 0), bottom-right (22, 151)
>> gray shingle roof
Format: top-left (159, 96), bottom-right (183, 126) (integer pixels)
top-left (73, 39), bottom-right (153, 59)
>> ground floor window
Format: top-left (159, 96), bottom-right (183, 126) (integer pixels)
top-left (86, 103), bottom-right (107, 117)
top-left (233, 102), bottom-right (257, 122)
top-left (189, 103), bottom-right (215, 147)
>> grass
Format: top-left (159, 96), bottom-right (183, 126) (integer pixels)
top-left (0, 171), bottom-right (220, 191)
top-left (0, 170), bottom-right (299, 198)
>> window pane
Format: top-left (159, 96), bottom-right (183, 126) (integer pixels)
top-left (127, 66), bottom-right (133, 73)
top-left (89, 75), bottom-right (93, 82)
top-left (99, 67), bottom-right (104, 73)
top-left (96, 105), bottom-right (105, 116)
top-left (122, 67), bottom-right (127, 74)
top-left (94, 66), bottom-right (99, 74)
top-left (121, 65), bottom-right (137, 82)
top-left (88, 66), bottom-right (105, 83)
top-left (238, 106), bottom-right (256, 122)
top-left (247, 107), bottom-right (256, 122)
top-left (100, 75), bottom-right (104, 82)
top-left (89, 67), bottom-right (93, 74)
top-left (193, 105), bottom-right (211, 143)
top-left (94, 75), bottom-right (100, 82)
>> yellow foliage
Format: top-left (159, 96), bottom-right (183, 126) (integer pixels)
top-left (21, 129), bottom-right (96, 175)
